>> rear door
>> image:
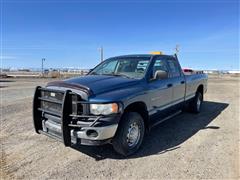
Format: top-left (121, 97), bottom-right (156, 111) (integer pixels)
top-left (166, 58), bottom-right (186, 109)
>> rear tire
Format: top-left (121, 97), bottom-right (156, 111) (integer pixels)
top-left (112, 112), bottom-right (145, 156)
top-left (189, 91), bottom-right (203, 113)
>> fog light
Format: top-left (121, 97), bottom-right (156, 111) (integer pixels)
top-left (86, 130), bottom-right (98, 138)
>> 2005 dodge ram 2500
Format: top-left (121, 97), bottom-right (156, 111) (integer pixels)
top-left (33, 53), bottom-right (208, 156)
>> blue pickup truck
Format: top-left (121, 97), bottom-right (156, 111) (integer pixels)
top-left (33, 53), bottom-right (208, 156)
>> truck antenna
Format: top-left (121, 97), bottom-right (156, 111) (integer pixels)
top-left (98, 46), bottom-right (104, 62)
top-left (175, 44), bottom-right (180, 55)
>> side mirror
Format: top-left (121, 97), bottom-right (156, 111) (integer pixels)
top-left (154, 70), bottom-right (168, 80)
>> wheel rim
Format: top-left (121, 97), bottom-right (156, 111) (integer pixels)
top-left (126, 122), bottom-right (140, 147)
top-left (197, 96), bottom-right (202, 110)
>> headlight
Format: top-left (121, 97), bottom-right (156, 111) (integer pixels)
top-left (90, 103), bottom-right (119, 115)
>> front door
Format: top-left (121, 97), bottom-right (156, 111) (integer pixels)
top-left (147, 58), bottom-right (173, 126)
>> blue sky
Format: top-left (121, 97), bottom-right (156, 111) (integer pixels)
top-left (1, 0), bottom-right (239, 70)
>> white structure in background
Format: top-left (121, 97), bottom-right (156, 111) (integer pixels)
top-left (228, 70), bottom-right (240, 74)
top-left (203, 69), bottom-right (219, 74)
top-left (203, 69), bottom-right (240, 74)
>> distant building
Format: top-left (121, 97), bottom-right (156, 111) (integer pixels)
top-left (203, 70), bottom-right (219, 74)
top-left (1, 68), bottom-right (10, 72)
top-left (228, 70), bottom-right (240, 74)
top-left (203, 70), bottom-right (240, 74)
top-left (18, 68), bottom-right (31, 72)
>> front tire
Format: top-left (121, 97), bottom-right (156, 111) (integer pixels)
top-left (112, 112), bottom-right (145, 156)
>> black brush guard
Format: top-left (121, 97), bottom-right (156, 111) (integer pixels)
top-left (33, 86), bottom-right (103, 146)
top-left (33, 86), bottom-right (73, 146)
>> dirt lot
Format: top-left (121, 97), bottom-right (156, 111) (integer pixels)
top-left (1, 76), bottom-right (239, 179)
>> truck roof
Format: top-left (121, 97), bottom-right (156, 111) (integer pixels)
top-left (108, 54), bottom-right (175, 59)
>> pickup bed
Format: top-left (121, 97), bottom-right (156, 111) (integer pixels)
top-left (33, 54), bottom-right (208, 156)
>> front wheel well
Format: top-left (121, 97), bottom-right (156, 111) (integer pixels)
top-left (123, 102), bottom-right (149, 130)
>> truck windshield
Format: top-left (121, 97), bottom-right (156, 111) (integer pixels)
top-left (89, 57), bottom-right (151, 79)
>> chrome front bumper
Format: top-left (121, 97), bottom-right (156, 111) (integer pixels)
top-left (71, 124), bottom-right (118, 140)
top-left (44, 119), bottom-right (118, 141)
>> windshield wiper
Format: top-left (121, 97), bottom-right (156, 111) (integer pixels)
top-left (90, 72), bottom-right (98, 75)
top-left (93, 72), bottom-right (132, 79)
top-left (111, 73), bottom-right (132, 79)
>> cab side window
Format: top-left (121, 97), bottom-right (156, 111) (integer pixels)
top-left (151, 59), bottom-right (168, 79)
top-left (167, 59), bottom-right (181, 77)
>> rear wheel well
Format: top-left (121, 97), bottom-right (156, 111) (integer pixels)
top-left (124, 102), bottom-right (149, 130)
top-left (197, 85), bottom-right (204, 96)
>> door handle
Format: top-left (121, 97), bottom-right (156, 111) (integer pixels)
top-left (167, 84), bottom-right (173, 88)
top-left (181, 81), bottom-right (185, 84)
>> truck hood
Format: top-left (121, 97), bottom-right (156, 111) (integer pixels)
top-left (47, 75), bottom-right (140, 95)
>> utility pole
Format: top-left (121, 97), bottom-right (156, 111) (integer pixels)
top-left (99, 46), bottom-right (104, 62)
top-left (42, 58), bottom-right (45, 77)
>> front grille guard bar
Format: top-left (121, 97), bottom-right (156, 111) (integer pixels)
top-left (33, 86), bottom-right (110, 146)
top-left (33, 86), bottom-right (72, 146)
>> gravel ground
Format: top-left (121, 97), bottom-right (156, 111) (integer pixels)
top-left (0, 76), bottom-right (239, 179)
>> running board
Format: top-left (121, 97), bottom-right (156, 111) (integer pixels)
top-left (151, 110), bottom-right (182, 128)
